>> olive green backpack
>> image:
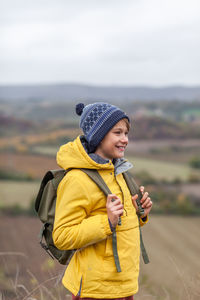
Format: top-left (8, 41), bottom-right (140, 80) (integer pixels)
top-left (35, 168), bottom-right (149, 271)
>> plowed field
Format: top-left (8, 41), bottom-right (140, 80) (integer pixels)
top-left (0, 216), bottom-right (200, 300)
top-left (0, 152), bottom-right (58, 179)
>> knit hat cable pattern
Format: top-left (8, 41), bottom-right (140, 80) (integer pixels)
top-left (76, 102), bottom-right (129, 150)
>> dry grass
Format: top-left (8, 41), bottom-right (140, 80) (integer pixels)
top-left (136, 215), bottom-right (200, 300)
top-left (1, 215), bottom-right (200, 300)
top-left (0, 256), bottom-right (70, 300)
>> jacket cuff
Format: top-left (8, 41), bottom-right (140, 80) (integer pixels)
top-left (139, 215), bottom-right (148, 226)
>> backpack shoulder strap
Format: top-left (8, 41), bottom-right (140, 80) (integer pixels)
top-left (122, 171), bottom-right (139, 195)
top-left (80, 168), bottom-right (111, 196)
top-left (123, 171), bottom-right (150, 264)
top-left (80, 168), bottom-right (121, 273)
top-left (122, 171), bottom-right (145, 217)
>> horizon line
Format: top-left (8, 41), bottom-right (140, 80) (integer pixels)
top-left (0, 82), bottom-right (200, 88)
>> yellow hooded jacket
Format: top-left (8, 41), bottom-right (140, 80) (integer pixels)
top-left (53, 136), bottom-right (148, 298)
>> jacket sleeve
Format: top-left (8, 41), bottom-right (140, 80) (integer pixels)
top-left (52, 172), bottom-right (112, 250)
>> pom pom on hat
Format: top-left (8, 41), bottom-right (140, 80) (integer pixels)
top-left (76, 103), bottom-right (85, 116)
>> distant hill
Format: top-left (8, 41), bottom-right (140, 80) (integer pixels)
top-left (0, 83), bottom-right (200, 102)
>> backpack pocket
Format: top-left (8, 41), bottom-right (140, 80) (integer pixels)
top-left (40, 223), bottom-right (74, 265)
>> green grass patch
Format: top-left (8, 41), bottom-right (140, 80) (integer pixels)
top-left (184, 108), bottom-right (200, 117)
top-left (0, 180), bottom-right (40, 209)
top-left (0, 169), bottom-right (35, 181)
top-left (127, 156), bottom-right (197, 182)
top-left (31, 146), bottom-right (58, 156)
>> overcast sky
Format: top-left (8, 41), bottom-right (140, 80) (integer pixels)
top-left (0, 0), bottom-right (200, 86)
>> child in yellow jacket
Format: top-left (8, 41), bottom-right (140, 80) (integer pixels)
top-left (53, 102), bottom-right (152, 299)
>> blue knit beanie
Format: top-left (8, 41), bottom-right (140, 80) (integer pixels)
top-left (76, 102), bottom-right (130, 150)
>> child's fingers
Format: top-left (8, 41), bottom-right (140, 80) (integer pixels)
top-left (106, 194), bottom-right (123, 227)
top-left (145, 201), bottom-right (153, 209)
top-left (132, 194), bottom-right (138, 201)
top-left (112, 207), bottom-right (124, 216)
top-left (111, 199), bottom-right (122, 205)
top-left (142, 197), bottom-right (152, 208)
top-left (132, 188), bottom-right (152, 216)
top-left (141, 192), bottom-right (149, 204)
top-left (107, 194), bottom-right (119, 203)
top-left (110, 203), bottom-right (123, 212)
top-left (140, 186), bottom-right (144, 194)
top-left (107, 194), bottom-right (122, 211)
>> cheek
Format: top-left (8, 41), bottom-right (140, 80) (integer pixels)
top-left (103, 142), bottom-right (116, 154)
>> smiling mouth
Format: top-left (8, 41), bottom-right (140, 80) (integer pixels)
top-left (116, 146), bottom-right (126, 151)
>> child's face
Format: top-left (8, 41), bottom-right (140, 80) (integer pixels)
top-left (95, 119), bottom-right (129, 160)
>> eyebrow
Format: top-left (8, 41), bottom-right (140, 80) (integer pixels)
top-left (113, 127), bottom-right (128, 131)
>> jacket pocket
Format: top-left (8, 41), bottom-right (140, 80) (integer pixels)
top-left (104, 216), bottom-right (137, 258)
top-left (103, 226), bottom-right (140, 275)
top-left (116, 215), bottom-right (139, 232)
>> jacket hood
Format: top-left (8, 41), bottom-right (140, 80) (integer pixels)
top-left (57, 136), bottom-right (114, 171)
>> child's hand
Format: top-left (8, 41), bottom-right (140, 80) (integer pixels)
top-left (132, 186), bottom-right (153, 217)
top-left (106, 194), bottom-right (123, 228)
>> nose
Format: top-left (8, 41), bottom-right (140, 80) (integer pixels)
top-left (121, 133), bottom-right (128, 144)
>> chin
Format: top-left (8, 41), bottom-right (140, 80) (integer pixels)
top-left (115, 153), bottom-right (124, 159)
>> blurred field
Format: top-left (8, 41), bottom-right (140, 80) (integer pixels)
top-left (0, 215), bottom-right (200, 300)
top-left (0, 128), bottom-right (80, 148)
top-left (1, 142), bottom-right (200, 212)
top-left (0, 215), bottom-right (67, 300)
top-left (127, 140), bottom-right (200, 164)
top-left (128, 156), bottom-right (194, 181)
top-left (0, 181), bottom-right (40, 209)
top-left (1, 145), bottom-right (198, 182)
top-left (137, 215), bottom-right (200, 299)
top-left (0, 152), bottom-right (58, 179)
